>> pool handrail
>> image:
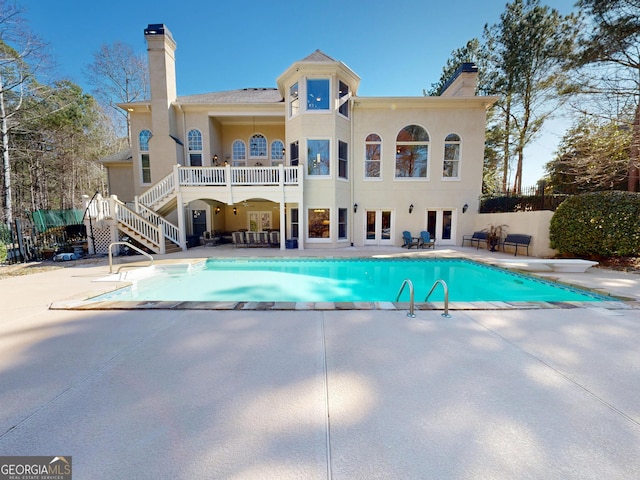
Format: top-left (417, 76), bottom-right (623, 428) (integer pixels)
top-left (424, 279), bottom-right (451, 318)
top-left (396, 279), bottom-right (416, 318)
top-left (108, 242), bottom-right (154, 273)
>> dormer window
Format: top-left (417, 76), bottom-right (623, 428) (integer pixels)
top-left (307, 79), bottom-right (330, 110)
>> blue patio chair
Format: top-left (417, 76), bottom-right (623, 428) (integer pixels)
top-left (419, 231), bottom-right (435, 249)
top-left (402, 231), bottom-right (420, 249)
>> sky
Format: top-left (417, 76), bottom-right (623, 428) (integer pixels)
top-left (21, 0), bottom-right (579, 186)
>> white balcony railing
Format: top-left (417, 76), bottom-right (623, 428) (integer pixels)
top-left (177, 165), bottom-right (300, 187)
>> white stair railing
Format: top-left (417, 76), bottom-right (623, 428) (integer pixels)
top-left (137, 171), bottom-right (176, 208)
top-left (136, 204), bottom-right (180, 246)
top-left (112, 198), bottom-right (162, 253)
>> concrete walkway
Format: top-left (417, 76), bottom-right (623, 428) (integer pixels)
top-left (1, 246), bottom-right (639, 479)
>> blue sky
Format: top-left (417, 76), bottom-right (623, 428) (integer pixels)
top-left (22, 0), bottom-right (578, 186)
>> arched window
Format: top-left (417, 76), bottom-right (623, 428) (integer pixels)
top-left (139, 130), bottom-right (152, 184)
top-left (443, 133), bottom-right (461, 179)
top-left (188, 129), bottom-right (203, 166)
top-left (395, 125), bottom-right (429, 178)
top-left (232, 140), bottom-right (246, 166)
top-left (249, 134), bottom-right (267, 158)
top-left (139, 130), bottom-right (152, 151)
top-left (271, 140), bottom-right (284, 165)
top-left (365, 133), bottom-right (382, 178)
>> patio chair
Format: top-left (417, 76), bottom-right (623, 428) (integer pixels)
top-left (402, 231), bottom-right (420, 249)
top-left (419, 231), bottom-right (435, 249)
top-left (269, 230), bottom-right (280, 247)
top-left (203, 231), bottom-right (217, 247)
top-left (257, 231), bottom-right (270, 247)
top-left (232, 231), bottom-right (247, 247)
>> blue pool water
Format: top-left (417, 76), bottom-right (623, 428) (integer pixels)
top-left (96, 258), bottom-right (615, 303)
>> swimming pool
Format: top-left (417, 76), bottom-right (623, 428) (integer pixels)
top-left (95, 258), bottom-right (615, 304)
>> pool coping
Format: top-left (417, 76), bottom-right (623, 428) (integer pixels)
top-left (48, 256), bottom-right (640, 312)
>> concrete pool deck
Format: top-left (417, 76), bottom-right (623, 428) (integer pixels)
top-left (1, 245), bottom-right (640, 478)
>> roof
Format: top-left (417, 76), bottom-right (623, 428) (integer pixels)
top-left (99, 148), bottom-right (132, 164)
top-left (299, 50), bottom-right (337, 63)
top-left (178, 88), bottom-right (283, 105)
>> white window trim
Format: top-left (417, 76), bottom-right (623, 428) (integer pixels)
top-left (442, 134), bottom-right (462, 181)
top-left (305, 77), bottom-right (332, 113)
top-left (364, 133), bottom-right (383, 181)
top-left (305, 138), bottom-right (332, 179)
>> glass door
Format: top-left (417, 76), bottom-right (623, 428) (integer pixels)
top-left (426, 209), bottom-right (455, 245)
top-left (364, 209), bottom-right (393, 245)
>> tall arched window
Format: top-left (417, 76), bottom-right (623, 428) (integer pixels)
top-left (395, 125), bottom-right (429, 178)
top-left (443, 133), bottom-right (461, 179)
top-left (188, 129), bottom-right (203, 166)
top-left (139, 130), bottom-right (152, 184)
top-left (365, 133), bottom-right (382, 179)
top-left (271, 140), bottom-right (284, 165)
top-left (232, 140), bottom-right (246, 166)
top-left (249, 134), bottom-right (267, 158)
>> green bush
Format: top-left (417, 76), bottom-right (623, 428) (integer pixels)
top-left (0, 224), bottom-right (9, 262)
top-left (550, 191), bottom-right (640, 257)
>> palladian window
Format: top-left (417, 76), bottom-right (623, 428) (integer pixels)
top-left (232, 140), bottom-right (246, 166)
top-left (395, 125), bottom-right (429, 178)
top-left (271, 140), bottom-right (285, 166)
top-left (249, 134), bottom-right (267, 158)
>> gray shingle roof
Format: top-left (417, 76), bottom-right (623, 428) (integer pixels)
top-left (300, 50), bottom-right (336, 63)
top-left (178, 88), bottom-right (283, 104)
top-left (100, 148), bottom-right (132, 164)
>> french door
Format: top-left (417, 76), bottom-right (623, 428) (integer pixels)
top-left (364, 209), bottom-right (394, 246)
top-left (426, 209), bottom-right (455, 245)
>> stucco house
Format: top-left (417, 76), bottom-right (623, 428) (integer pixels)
top-left (89, 23), bottom-right (497, 254)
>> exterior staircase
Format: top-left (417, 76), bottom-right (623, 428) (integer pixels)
top-left (85, 171), bottom-right (184, 255)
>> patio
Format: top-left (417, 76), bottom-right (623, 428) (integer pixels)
top-left (1, 246), bottom-right (639, 479)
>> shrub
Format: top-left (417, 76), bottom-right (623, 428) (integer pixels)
top-left (550, 191), bottom-right (640, 257)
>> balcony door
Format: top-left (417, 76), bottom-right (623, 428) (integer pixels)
top-left (364, 209), bottom-right (393, 246)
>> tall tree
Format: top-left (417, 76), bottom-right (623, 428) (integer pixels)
top-left (425, 39), bottom-right (484, 96)
top-left (573, 0), bottom-right (640, 191)
top-left (484, 0), bottom-right (579, 193)
top-left (0, 0), bottom-right (49, 227)
top-left (84, 41), bottom-right (149, 142)
top-left (545, 116), bottom-right (631, 193)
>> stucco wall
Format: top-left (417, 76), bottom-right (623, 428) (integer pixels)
top-left (473, 211), bottom-right (557, 258)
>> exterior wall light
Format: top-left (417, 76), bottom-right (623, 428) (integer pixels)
top-left (409, 204), bottom-right (414, 214)
top-left (353, 203), bottom-right (358, 213)
top-left (462, 203), bottom-right (468, 213)
top-left (233, 207), bottom-right (237, 215)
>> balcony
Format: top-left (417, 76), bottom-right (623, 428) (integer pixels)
top-left (178, 165), bottom-right (300, 187)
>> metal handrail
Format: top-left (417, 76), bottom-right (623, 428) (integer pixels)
top-left (396, 279), bottom-right (416, 317)
top-left (424, 279), bottom-right (451, 318)
top-left (108, 242), bottom-right (154, 274)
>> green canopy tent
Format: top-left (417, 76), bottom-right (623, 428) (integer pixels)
top-left (31, 209), bottom-right (85, 234)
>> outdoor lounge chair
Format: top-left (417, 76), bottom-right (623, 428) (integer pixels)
top-left (419, 231), bottom-right (435, 249)
top-left (203, 231), bottom-right (217, 247)
top-left (402, 231), bottom-right (420, 249)
top-left (232, 231), bottom-right (247, 247)
top-left (269, 230), bottom-right (280, 247)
